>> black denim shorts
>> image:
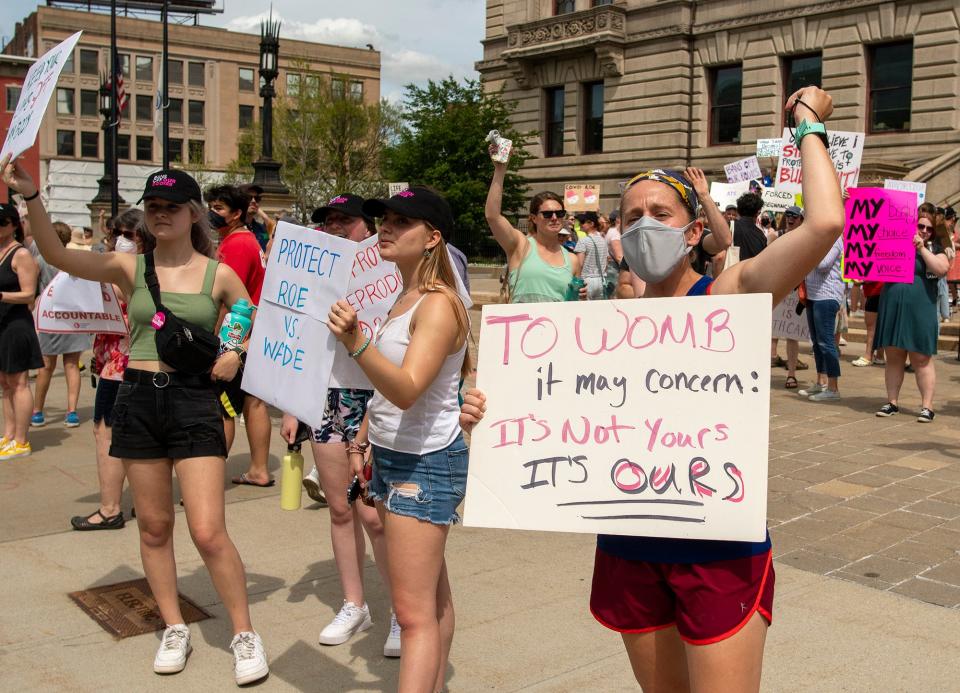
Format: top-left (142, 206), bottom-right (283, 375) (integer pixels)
top-left (109, 368), bottom-right (227, 460)
top-left (93, 378), bottom-right (122, 426)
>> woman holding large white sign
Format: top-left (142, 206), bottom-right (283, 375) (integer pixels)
top-left (327, 187), bottom-right (471, 693)
top-left (462, 86), bottom-right (845, 693)
top-left (1, 159), bottom-right (270, 686)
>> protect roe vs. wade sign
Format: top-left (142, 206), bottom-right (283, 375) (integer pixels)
top-left (242, 222), bottom-right (357, 430)
top-left (842, 188), bottom-right (917, 284)
top-left (465, 294), bottom-right (772, 542)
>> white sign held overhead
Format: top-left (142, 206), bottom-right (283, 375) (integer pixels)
top-left (724, 156), bottom-right (762, 184)
top-left (1, 32), bottom-right (83, 161)
top-left (388, 182), bottom-right (409, 197)
top-left (756, 138), bottom-right (783, 158)
top-left (883, 179), bottom-right (926, 206)
top-left (775, 127), bottom-right (864, 194)
top-left (761, 189), bottom-right (796, 213)
top-left (464, 294), bottom-right (772, 542)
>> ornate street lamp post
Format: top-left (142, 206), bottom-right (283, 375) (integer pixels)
top-left (92, 79), bottom-right (124, 207)
top-left (251, 12), bottom-right (289, 194)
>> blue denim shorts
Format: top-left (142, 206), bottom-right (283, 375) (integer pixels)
top-left (369, 434), bottom-right (468, 526)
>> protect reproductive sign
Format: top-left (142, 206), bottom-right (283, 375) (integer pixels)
top-left (842, 188), bottom-right (917, 284)
top-left (464, 294), bottom-right (771, 542)
top-left (329, 234), bottom-right (402, 390)
top-left (1, 32), bottom-right (82, 160)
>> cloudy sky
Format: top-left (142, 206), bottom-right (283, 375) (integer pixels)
top-left (1, 0), bottom-right (486, 101)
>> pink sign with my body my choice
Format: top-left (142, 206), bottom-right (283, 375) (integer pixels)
top-left (842, 188), bottom-right (917, 284)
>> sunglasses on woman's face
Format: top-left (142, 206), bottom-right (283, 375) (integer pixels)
top-left (112, 228), bottom-right (135, 239)
top-left (785, 213), bottom-right (799, 220)
top-left (538, 210), bottom-right (565, 219)
top-left (917, 223), bottom-right (934, 233)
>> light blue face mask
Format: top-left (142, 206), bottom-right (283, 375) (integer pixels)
top-left (620, 216), bottom-right (694, 284)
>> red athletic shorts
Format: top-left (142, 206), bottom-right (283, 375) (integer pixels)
top-left (590, 548), bottom-right (774, 645)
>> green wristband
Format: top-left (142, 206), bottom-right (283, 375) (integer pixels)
top-left (349, 336), bottom-right (372, 359)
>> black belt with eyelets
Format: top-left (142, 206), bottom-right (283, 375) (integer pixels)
top-left (123, 367), bottom-right (213, 389)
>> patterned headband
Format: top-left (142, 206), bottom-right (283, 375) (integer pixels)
top-left (623, 169), bottom-right (700, 216)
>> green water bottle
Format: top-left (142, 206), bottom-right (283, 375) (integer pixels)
top-left (565, 277), bottom-right (585, 301)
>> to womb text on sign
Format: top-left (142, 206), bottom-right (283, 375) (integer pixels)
top-left (842, 188), bottom-right (917, 284)
top-left (464, 294), bottom-right (772, 542)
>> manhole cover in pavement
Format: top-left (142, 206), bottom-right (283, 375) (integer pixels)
top-left (68, 578), bottom-right (211, 639)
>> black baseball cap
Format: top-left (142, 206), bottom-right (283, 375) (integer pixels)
top-left (137, 169), bottom-right (202, 204)
top-left (239, 183), bottom-right (264, 198)
top-left (362, 186), bottom-right (455, 240)
top-left (311, 193), bottom-right (371, 224)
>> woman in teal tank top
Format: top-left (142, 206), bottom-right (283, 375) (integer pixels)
top-left (2, 159), bottom-right (270, 685)
top-left (485, 145), bottom-right (581, 302)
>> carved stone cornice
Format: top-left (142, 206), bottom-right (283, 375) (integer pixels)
top-left (501, 5), bottom-right (627, 85)
top-left (695, 0), bottom-right (883, 35)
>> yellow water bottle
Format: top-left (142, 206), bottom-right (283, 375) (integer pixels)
top-left (280, 422), bottom-right (309, 510)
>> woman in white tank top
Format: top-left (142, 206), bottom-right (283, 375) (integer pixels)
top-left (328, 187), bottom-right (471, 693)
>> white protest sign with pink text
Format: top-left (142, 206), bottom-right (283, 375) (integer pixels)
top-left (775, 127), bottom-right (863, 194)
top-left (329, 235), bottom-right (402, 390)
top-left (465, 294), bottom-right (771, 542)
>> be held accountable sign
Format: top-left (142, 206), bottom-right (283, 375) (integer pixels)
top-left (465, 294), bottom-right (772, 542)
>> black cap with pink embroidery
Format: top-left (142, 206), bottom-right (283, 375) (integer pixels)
top-left (137, 169), bottom-right (202, 204)
top-left (362, 186), bottom-right (455, 240)
top-left (311, 193), bottom-right (371, 223)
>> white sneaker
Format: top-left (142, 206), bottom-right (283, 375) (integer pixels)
top-left (319, 601), bottom-right (372, 645)
top-left (383, 611), bottom-right (401, 658)
top-left (230, 631), bottom-right (269, 685)
top-left (797, 383), bottom-right (826, 397)
top-left (154, 624), bottom-right (192, 674)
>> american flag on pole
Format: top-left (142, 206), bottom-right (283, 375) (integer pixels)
top-left (105, 50), bottom-right (128, 120)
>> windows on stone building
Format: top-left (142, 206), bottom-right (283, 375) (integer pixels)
top-left (544, 86), bottom-right (565, 157)
top-left (869, 41), bottom-right (912, 133)
top-left (582, 81), bottom-right (604, 154)
top-left (709, 65), bottom-right (742, 145)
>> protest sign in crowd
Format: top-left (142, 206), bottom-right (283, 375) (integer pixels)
top-left (0, 32), bottom-right (957, 693)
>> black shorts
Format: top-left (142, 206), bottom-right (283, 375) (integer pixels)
top-left (110, 368), bottom-right (227, 460)
top-left (93, 378), bottom-right (122, 426)
top-left (865, 295), bottom-right (880, 313)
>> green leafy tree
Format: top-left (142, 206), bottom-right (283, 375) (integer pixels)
top-left (224, 63), bottom-right (401, 222)
top-left (382, 77), bottom-right (531, 259)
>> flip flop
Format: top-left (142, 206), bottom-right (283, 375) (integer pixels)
top-left (785, 376), bottom-right (798, 389)
top-left (232, 473), bottom-right (276, 487)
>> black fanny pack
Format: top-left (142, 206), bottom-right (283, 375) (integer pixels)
top-left (144, 252), bottom-right (220, 375)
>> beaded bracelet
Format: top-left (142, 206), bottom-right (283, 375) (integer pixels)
top-left (349, 335), bottom-right (371, 359)
top-left (347, 441), bottom-right (369, 456)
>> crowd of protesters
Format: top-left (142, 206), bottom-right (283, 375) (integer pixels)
top-left (0, 80), bottom-right (956, 692)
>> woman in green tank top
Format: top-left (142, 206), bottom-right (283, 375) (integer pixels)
top-left (485, 145), bottom-right (582, 303)
top-left (2, 158), bottom-right (270, 685)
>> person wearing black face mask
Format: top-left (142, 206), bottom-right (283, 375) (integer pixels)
top-left (203, 185), bottom-right (273, 488)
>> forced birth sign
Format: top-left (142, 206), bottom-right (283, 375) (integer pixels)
top-left (465, 294), bottom-right (772, 542)
top-left (242, 222), bottom-right (357, 430)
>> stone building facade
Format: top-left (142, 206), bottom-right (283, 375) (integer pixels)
top-left (3, 6), bottom-right (380, 225)
top-left (477, 0), bottom-right (960, 211)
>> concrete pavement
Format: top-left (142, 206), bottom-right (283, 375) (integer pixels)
top-left (2, 288), bottom-right (960, 691)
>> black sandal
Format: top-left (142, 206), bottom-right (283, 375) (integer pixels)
top-left (71, 509), bottom-right (125, 531)
top-left (785, 376), bottom-right (798, 389)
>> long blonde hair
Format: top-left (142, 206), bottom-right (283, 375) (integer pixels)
top-left (415, 228), bottom-right (473, 379)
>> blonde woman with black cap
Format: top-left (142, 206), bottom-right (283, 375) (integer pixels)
top-left (328, 186), bottom-right (471, 693)
top-left (2, 156), bottom-right (269, 686)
